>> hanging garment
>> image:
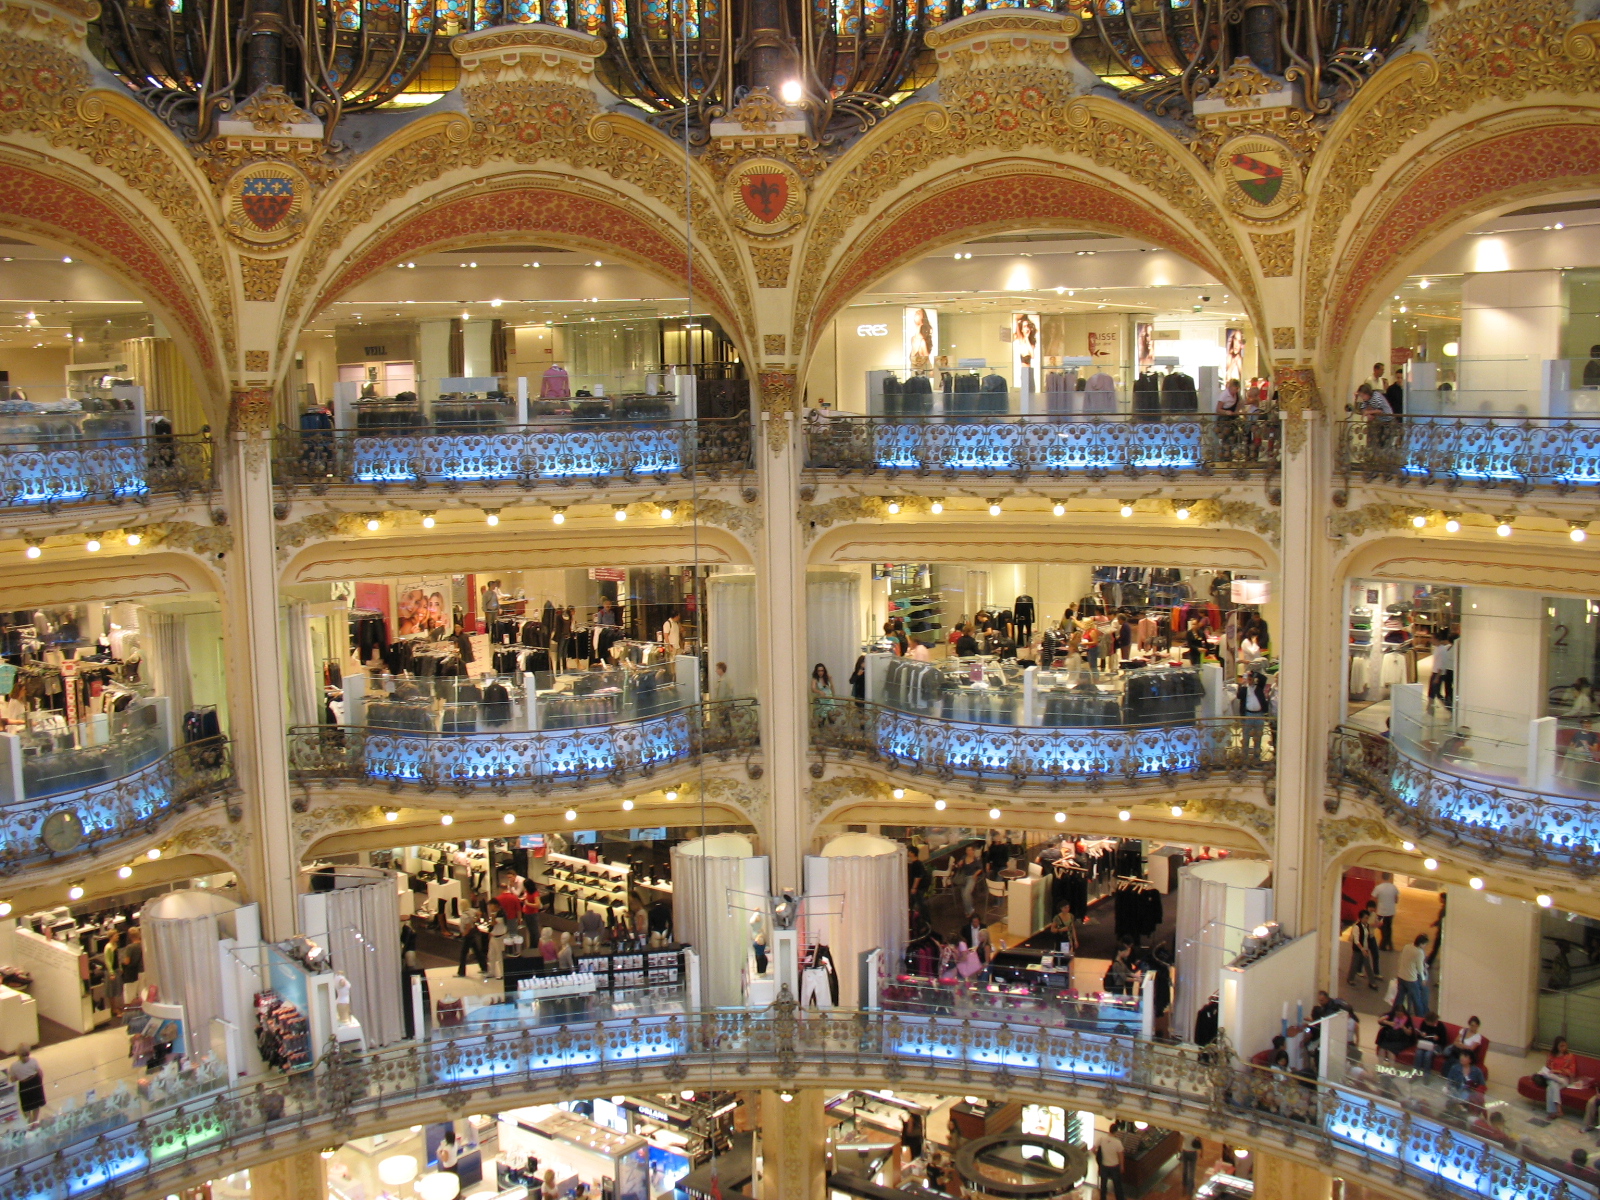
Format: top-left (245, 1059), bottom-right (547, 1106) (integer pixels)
top-left (1084, 371), bottom-right (1118, 413)
top-left (540, 366), bottom-right (571, 399)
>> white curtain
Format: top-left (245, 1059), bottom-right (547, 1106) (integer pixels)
top-left (673, 836), bottom-right (770, 1008)
top-left (807, 572), bottom-right (860, 699)
top-left (285, 601), bottom-right (318, 728)
top-left (707, 574), bottom-right (758, 700)
top-left (319, 875), bottom-right (404, 1047)
top-left (144, 891), bottom-right (239, 1046)
top-left (804, 835), bottom-right (907, 1008)
top-left (146, 611), bottom-right (192, 722)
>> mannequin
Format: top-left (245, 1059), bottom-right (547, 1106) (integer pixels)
top-left (334, 972), bottom-right (352, 1024)
top-left (557, 931), bottom-right (574, 972)
top-left (540, 362), bottom-right (571, 400)
top-left (1013, 595), bottom-right (1035, 646)
top-left (800, 943), bottom-right (838, 1008)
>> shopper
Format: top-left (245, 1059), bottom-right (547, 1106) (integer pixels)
top-left (810, 664), bottom-right (836, 722)
top-left (1346, 911), bottom-right (1379, 989)
top-left (486, 902), bottom-right (508, 979)
top-left (1179, 1137), bottom-right (1202, 1197)
top-left (496, 879), bottom-right (529, 948)
top-left (1372, 872), bottom-right (1400, 952)
top-left (901, 1111), bottom-right (924, 1163)
top-left (849, 656), bottom-right (866, 702)
top-left (1533, 1035), bottom-right (1579, 1117)
top-left (6, 1047), bottom-right (44, 1122)
top-left (1046, 902), bottom-right (1080, 954)
top-left (1442, 1015), bottom-right (1485, 1072)
top-left (104, 931), bottom-right (123, 1017)
top-left (1396, 932), bottom-right (1430, 1016)
top-left (436, 1128), bottom-right (461, 1180)
top-left (1411, 1010), bottom-right (1448, 1075)
top-left (1094, 1131), bottom-right (1126, 1200)
top-left (953, 625), bottom-right (978, 657)
top-left (907, 846), bottom-right (928, 914)
top-left (1427, 634), bottom-right (1455, 713)
top-left (118, 928), bottom-right (144, 1009)
top-left (457, 902), bottom-right (488, 977)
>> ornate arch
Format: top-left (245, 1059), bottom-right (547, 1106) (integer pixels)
top-left (1319, 109), bottom-right (1600, 367)
top-left (801, 160), bottom-right (1242, 353)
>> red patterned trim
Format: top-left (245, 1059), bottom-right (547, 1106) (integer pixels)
top-left (313, 186), bottom-right (735, 328)
top-left (1329, 123), bottom-right (1600, 351)
top-left (809, 166), bottom-right (1230, 345)
top-left (0, 162), bottom-right (215, 373)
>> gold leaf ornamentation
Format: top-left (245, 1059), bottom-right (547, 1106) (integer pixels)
top-left (763, 333), bottom-right (786, 355)
top-left (1272, 326), bottom-right (1297, 349)
top-left (1251, 230), bottom-right (1296, 277)
top-left (241, 256), bottom-right (286, 302)
top-left (751, 245), bottom-right (793, 288)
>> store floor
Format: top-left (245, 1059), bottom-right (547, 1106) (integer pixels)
top-left (5, 1021), bottom-right (138, 1119)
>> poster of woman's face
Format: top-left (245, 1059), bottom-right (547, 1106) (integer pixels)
top-left (904, 307), bottom-right (937, 372)
top-left (1136, 323), bottom-right (1155, 372)
top-left (1012, 312), bottom-right (1040, 382)
top-left (396, 578), bottom-right (449, 634)
top-left (1225, 328), bottom-right (1246, 384)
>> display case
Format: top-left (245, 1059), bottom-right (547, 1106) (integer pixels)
top-left (0, 398), bottom-right (144, 445)
top-left (533, 659), bottom-right (688, 729)
top-left (881, 975), bottom-right (1141, 1033)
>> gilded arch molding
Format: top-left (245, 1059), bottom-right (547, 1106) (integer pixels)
top-left (0, 549), bottom-right (223, 610)
top-left (1339, 534), bottom-right (1600, 598)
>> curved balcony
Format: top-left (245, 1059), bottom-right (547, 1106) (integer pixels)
top-left (0, 1002), bottom-right (1569, 1200)
top-left (805, 414), bottom-right (1280, 480)
top-left (274, 418), bottom-right (752, 495)
top-left (287, 701), bottom-right (761, 793)
top-left (0, 435), bottom-right (212, 514)
top-left (0, 737), bottom-right (234, 873)
top-left (1337, 415), bottom-right (1600, 493)
top-left (810, 700), bottom-right (1274, 792)
top-left (1330, 725), bottom-right (1600, 873)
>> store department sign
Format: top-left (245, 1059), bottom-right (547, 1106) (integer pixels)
top-left (856, 324), bottom-right (889, 337)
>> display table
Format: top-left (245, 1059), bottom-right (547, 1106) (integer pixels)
top-left (0, 984), bottom-right (38, 1053)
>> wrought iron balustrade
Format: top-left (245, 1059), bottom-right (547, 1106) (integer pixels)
top-left (811, 699), bottom-right (1274, 790)
top-left (0, 1004), bottom-right (1580, 1200)
top-left (805, 414), bottom-right (1279, 478)
top-left (1330, 725), bottom-right (1600, 873)
top-left (287, 701), bottom-right (760, 792)
top-left (1337, 416), bottom-right (1600, 492)
top-left (0, 434), bottom-right (212, 512)
top-left (0, 737), bottom-right (234, 873)
top-left (275, 418), bottom-right (751, 493)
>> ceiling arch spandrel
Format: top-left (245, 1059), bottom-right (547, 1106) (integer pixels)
top-left (1301, 0), bottom-right (1600, 365)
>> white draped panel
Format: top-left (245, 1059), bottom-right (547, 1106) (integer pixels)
top-left (707, 575), bottom-right (758, 700)
top-left (804, 834), bottom-right (906, 1008)
top-left (673, 835), bottom-right (769, 1008)
top-left (147, 611), bottom-right (192, 722)
top-left (143, 891), bottom-right (240, 1045)
top-left (806, 572), bottom-right (860, 698)
top-left (318, 875), bottom-right (404, 1047)
top-left (285, 601), bottom-right (318, 728)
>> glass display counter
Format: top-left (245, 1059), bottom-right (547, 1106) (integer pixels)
top-left (0, 400), bottom-right (145, 446)
top-left (881, 975), bottom-right (1141, 1033)
top-left (4, 700), bottom-right (169, 801)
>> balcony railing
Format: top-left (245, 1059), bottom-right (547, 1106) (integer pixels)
top-left (0, 737), bottom-right (234, 872)
top-left (1329, 725), bottom-right (1600, 871)
top-left (1337, 415), bottom-right (1600, 492)
top-left (810, 700), bottom-right (1275, 790)
top-left (287, 701), bottom-right (760, 792)
top-left (804, 414), bottom-right (1280, 478)
top-left (0, 434), bottom-right (212, 512)
top-left (0, 1001), bottom-right (1581, 1200)
top-left (275, 418), bottom-right (752, 493)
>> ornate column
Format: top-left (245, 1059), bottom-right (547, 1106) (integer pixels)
top-left (222, 386), bottom-right (299, 939)
top-left (754, 1088), bottom-right (827, 1200)
top-left (250, 1149), bottom-right (328, 1200)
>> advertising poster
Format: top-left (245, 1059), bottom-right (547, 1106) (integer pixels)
top-left (1135, 322), bottom-right (1154, 372)
top-left (1012, 311), bottom-right (1040, 385)
top-left (904, 306), bottom-right (937, 372)
top-left (1225, 327), bottom-right (1246, 383)
top-left (396, 575), bottom-right (449, 636)
top-left (1087, 324), bottom-right (1119, 363)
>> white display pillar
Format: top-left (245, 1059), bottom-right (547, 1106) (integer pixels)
top-left (1460, 270), bottom-right (1564, 414)
top-left (803, 833), bottom-right (907, 1008)
top-left (461, 319), bottom-right (494, 379)
top-left (1172, 859), bottom-right (1273, 1041)
top-left (1438, 884), bottom-right (1540, 1054)
top-left (672, 834), bottom-right (771, 1007)
top-left (1456, 586), bottom-right (1547, 778)
top-left (418, 319), bottom-right (452, 408)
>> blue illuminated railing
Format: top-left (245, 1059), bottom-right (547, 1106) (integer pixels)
top-left (0, 1004), bottom-right (1583, 1200)
top-left (286, 701), bottom-right (759, 791)
top-left (810, 700), bottom-right (1274, 788)
top-left (1330, 725), bottom-right (1600, 871)
top-left (805, 414), bottom-right (1279, 477)
top-left (1338, 415), bottom-right (1600, 490)
top-left (0, 434), bottom-right (211, 511)
top-left (276, 418), bottom-right (751, 491)
top-left (0, 738), bottom-right (234, 873)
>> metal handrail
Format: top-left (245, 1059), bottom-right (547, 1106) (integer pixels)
top-left (810, 699), bottom-right (1275, 790)
top-left (0, 1003), bottom-right (1582, 1200)
top-left (274, 417), bottom-right (752, 492)
top-left (0, 736), bottom-right (234, 871)
top-left (0, 432), bottom-right (212, 511)
top-left (1329, 724), bottom-right (1600, 871)
top-left (1336, 414), bottom-right (1600, 491)
top-left (804, 413), bottom-right (1280, 477)
top-left (286, 701), bottom-right (761, 792)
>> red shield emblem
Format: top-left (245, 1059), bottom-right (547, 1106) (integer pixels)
top-left (740, 172), bottom-right (789, 223)
top-left (240, 174), bottom-right (296, 230)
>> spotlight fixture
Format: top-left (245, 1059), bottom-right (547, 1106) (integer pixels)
top-left (0, 900), bottom-right (10, 917)
top-left (885, 498), bottom-right (901, 515)
top-left (665, 788), bottom-right (679, 801)
top-left (1054, 811), bottom-right (1066, 823)
top-left (23, 543), bottom-right (40, 559)
top-left (1174, 502), bottom-right (1192, 521)
top-left (1119, 502), bottom-right (1134, 518)
top-left (1052, 501), bottom-right (1066, 517)
top-left (622, 799), bottom-right (634, 811)
top-left (68, 883), bottom-right (85, 900)
top-left (321, 1149), bottom-right (337, 1160)
top-left (929, 499), bottom-right (944, 514)
top-left (934, 799), bottom-right (947, 811)
top-left (502, 812), bottom-right (516, 825)
top-left (551, 506), bottom-right (567, 525)
top-left (365, 518), bottom-right (380, 532)
top-left (1495, 516), bottom-right (1514, 537)
top-left (384, 808), bottom-right (399, 822)
top-left (1572, 522), bottom-right (1590, 542)
top-left (987, 499), bottom-right (1002, 516)
top-left (1401, 841), bottom-right (1415, 852)
top-left (892, 787), bottom-right (905, 800)
top-left (565, 808), bottom-right (577, 821)
top-left (987, 807), bottom-right (1000, 820)
top-left (1170, 804), bottom-right (1183, 817)
top-left (1411, 514), bottom-right (1427, 529)
top-left (421, 512), bottom-right (436, 528)
top-left (779, 78), bottom-right (803, 103)
top-left (118, 864), bottom-right (133, 879)
top-left (1469, 876), bottom-right (1485, 890)
top-left (1538, 894), bottom-right (1554, 908)
top-left (440, 813), bottom-right (454, 826)
top-left (484, 509), bottom-right (500, 526)
top-left (126, 533), bottom-right (141, 546)
top-left (85, 536), bottom-right (101, 552)
top-left (1444, 514), bottom-right (1461, 533)
top-left (779, 1091), bottom-right (794, 1103)
top-left (146, 847), bottom-right (162, 861)
top-left (613, 504), bottom-right (628, 521)
top-left (1118, 809), bottom-right (1131, 822)
top-left (1423, 857), bottom-right (1438, 870)
top-left (659, 505), bottom-right (674, 520)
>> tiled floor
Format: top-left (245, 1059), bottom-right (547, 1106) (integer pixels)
top-left (3, 1021), bottom-right (141, 1119)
